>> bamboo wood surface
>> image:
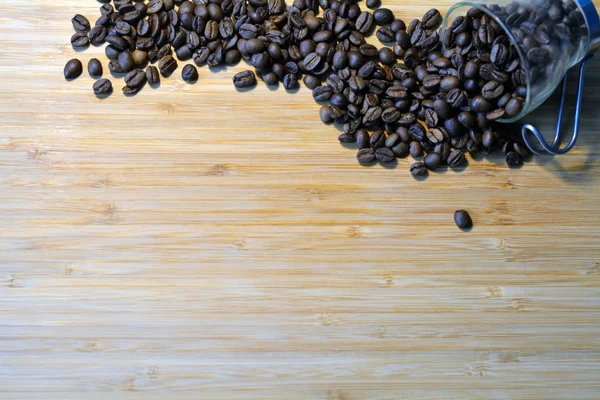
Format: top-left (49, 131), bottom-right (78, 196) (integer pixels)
top-left (1, 0), bottom-right (600, 398)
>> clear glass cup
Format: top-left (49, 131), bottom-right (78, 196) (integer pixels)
top-left (441, 0), bottom-right (599, 123)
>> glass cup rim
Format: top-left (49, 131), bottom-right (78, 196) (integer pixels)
top-left (440, 1), bottom-right (531, 123)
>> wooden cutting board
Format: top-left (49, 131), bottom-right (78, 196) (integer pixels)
top-left (1, 0), bottom-right (600, 398)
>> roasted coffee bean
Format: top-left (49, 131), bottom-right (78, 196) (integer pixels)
top-left (447, 149), bottom-right (465, 167)
top-left (378, 48), bottom-right (395, 65)
top-left (373, 8), bottom-right (394, 25)
top-left (181, 64), bottom-right (198, 82)
top-left (283, 73), bottom-right (299, 90)
top-left (506, 151), bottom-right (523, 166)
top-left (93, 78), bottom-right (112, 95)
top-left (392, 142), bottom-right (409, 157)
top-left (376, 147), bottom-right (395, 163)
top-left (458, 111), bottom-right (477, 129)
top-left (422, 8), bottom-right (443, 30)
top-left (117, 51), bottom-right (135, 73)
top-left (376, 27), bottom-right (395, 42)
top-left (72, 14), bottom-right (90, 32)
top-left (124, 68), bottom-right (147, 89)
top-left (439, 76), bottom-right (460, 92)
top-left (481, 129), bottom-right (495, 148)
top-left (89, 25), bottom-right (107, 45)
top-left (108, 60), bottom-right (123, 74)
top-left (71, 32), bottom-right (89, 48)
top-left (313, 85), bottom-right (333, 101)
top-left (482, 80), bottom-right (504, 100)
top-left (513, 142), bottom-right (530, 157)
top-left (409, 123), bottom-right (427, 141)
top-left (505, 98), bottom-right (523, 118)
top-left (357, 148), bottom-right (376, 164)
top-left (423, 152), bottom-right (442, 170)
top-left (146, 66), bottom-right (160, 85)
top-left (409, 140), bottom-right (423, 157)
top-left (64, 59), bottom-right (83, 80)
top-left (385, 133), bottom-right (401, 148)
top-left (470, 95), bottom-right (493, 112)
top-left (366, 0), bottom-right (381, 9)
top-left (370, 130), bottom-right (387, 148)
top-left (338, 133), bottom-right (355, 143)
top-left (447, 88), bottom-right (466, 108)
top-left (363, 106), bottom-right (383, 125)
top-left (425, 109), bottom-right (440, 128)
top-left (131, 49), bottom-right (148, 66)
top-left (158, 55), bottom-right (177, 76)
top-left (233, 70), bottom-right (256, 88)
top-left (354, 129), bottom-right (369, 149)
top-left (410, 161), bottom-right (428, 177)
top-left (88, 58), bottom-right (103, 77)
top-left (454, 210), bottom-right (472, 230)
top-left (486, 108), bottom-right (506, 121)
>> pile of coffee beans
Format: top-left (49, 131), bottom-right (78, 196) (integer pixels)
top-left (64, 0), bottom-right (559, 172)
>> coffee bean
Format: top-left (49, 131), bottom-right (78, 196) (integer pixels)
top-left (470, 95), bottom-right (493, 112)
top-left (71, 32), bottom-right (89, 48)
top-left (108, 60), bottom-right (123, 74)
top-left (439, 76), bottom-right (460, 92)
top-left (370, 130), bottom-right (387, 148)
top-left (72, 14), bottom-right (90, 32)
top-left (482, 80), bottom-right (504, 100)
top-left (506, 151), bottom-right (523, 166)
top-left (373, 8), bottom-right (394, 25)
top-left (64, 59), bottom-right (83, 80)
top-left (392, 142), bottom-right (409, 157)
top-left (423, 152), bottom-right (442, 170)
top-left (486, 108), bottom-right (506, 121)
top-left (123, 69), bottom-right (146, 90)
top-left (357, 148), bottom-right (376, 164)
top-left (355, 129), bottom-right (370, 149)
top-left (118, 52), bottom-right (135, 73)
top-left (505, 98), bottom-right (523, 118)
top-left (158, 55), bottom-right (178, 76)
top-left (181, 64), bottom-right (198, 82)
top-left (88, 58), bottom-right (103, 77)
top-left (146, 66), bottom-right (160, 85)
top-left (233, 70), bottom-right (256, 88)
top-left (376, 27), bottom-right (395, 42)
top-left (376, 147), bottom-right (395, 163)
top-left (93, 78), bottom-right (112, 95)
top-left (338, 133), bottom-right (355, 143)
top-left (409, 141), bottom-right (423, 158)
top-left (447, 88), bottom-right (466, 108)
top-left (447, 149), bottom-right (465, 167)
top-left (482, 129), bottom-right (495, 148)
top-left (422, 8), bottom-right (443, 30)
top-left (409, 123), bottom-right (426, 141)
top-left (410, 161), bottom-right (428, 177)
top-left (513, 142), bottom-right (530, 157)
top-left (454, 210), bottom-right (472, 230)
top-left (283, 73), bottom-right (299, 90)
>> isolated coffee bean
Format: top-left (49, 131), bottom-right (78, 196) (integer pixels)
top-left (64, 59), bottom-right (83, 79)
top-left (182, 64), bottom-right (198, 82)
top-left (454, 210), bottom-right (472, 230)
top-left (88, 58), bottom-right (103, 77)
top-left (93, 78), bottom-right (112, 95)
top-left (410, 161), bottom-right (428, 177)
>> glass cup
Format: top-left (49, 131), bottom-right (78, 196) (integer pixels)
top-left (441, 0), bottom-right (600, 123)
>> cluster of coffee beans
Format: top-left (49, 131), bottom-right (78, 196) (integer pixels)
top-left (64, 0), bottom-right (549, 171)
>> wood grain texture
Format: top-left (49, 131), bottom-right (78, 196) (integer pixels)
top-left (1, 0), bottom-right (600, 398)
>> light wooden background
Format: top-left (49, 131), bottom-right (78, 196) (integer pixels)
top-left (1, 0), bottom-right (600, 399)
